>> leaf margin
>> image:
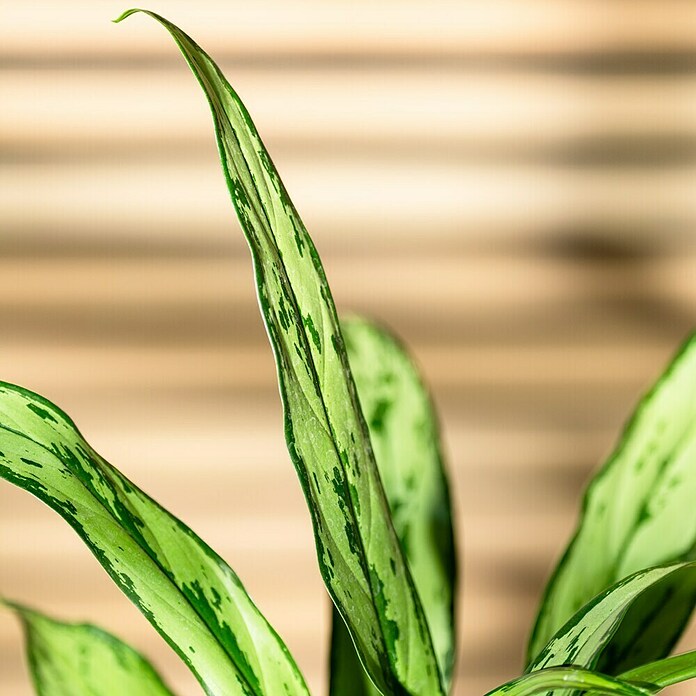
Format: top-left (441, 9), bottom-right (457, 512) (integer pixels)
top-left (113, 9), bottom-right (445, 695)
top-left (527, 333), bottom-right (696, 666)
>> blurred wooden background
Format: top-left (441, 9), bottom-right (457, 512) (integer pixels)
top-left (2, 1), bottom-right (696, 694)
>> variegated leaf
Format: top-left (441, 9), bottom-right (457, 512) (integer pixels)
top-left (528, 562), bottom-right (696, 675)
top-left (329, 317), bottom-right (456, 695)
top-left (528, 335), bottom-right (696, 669)
top-left (115, 10), bottom-right (444, 696)
top-left (483, 667), bottom-right (656, 696)
top-left (4, 601), bottom-right (175, 696)
top-left (0, 382), bottom-right (309, 696)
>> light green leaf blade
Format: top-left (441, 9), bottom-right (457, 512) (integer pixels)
top-left (4, 601), bottom-right (175, 696)
top-left (528, 335), bottom-right (696, 667)
top-left (528, 561), bottom-right (696, 675)
top-left (0, 382), bottom-right (309, 696)
top-left (329, 317), bottom-right (456, 695)
top-left (620, 651), bottom-right (696, 689)
top-left (115, 10), bottom-right (444, 696)
top-left (483, 667), bottom-right (656, 696)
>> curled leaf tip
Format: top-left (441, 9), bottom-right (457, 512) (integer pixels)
top-left (113, 8), bottom-right (144, 24)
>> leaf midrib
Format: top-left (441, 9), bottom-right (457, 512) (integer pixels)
top-left (193, 47), bottom-right (410, 691)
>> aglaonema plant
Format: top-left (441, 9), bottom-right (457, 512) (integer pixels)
top-left (2, 9), bottom-right (696, 695)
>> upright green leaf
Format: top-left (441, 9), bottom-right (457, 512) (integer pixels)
top-left (528, 561), bottom-right (696, 674)
top-left (483, 667), bottom-right (656, 696)
top-left (329, 317), bottom-right (456, 695)
top-left (115, 10), bottom-right (444, 696)
top-left (0, 382), bottom-right (309, 696)
top-left (528, 335), bottom-right (696, 667)
top-left (4, 601), bottom-right (176, 696)
top-left (620, 651), bottom-right (696, 689)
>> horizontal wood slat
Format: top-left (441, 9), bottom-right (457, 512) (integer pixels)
top-left (5, 1), bottom-right (696, 61)
top-left (4, 164), bottom-right (696, 252)
top-left (5, 71), bottom-right (696, 145)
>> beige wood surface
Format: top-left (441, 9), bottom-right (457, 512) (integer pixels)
top-left (2, 2), bottom-right (696, 694)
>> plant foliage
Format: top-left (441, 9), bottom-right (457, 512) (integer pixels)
top-left (1, 8), bottom-right (695, 696)
top-left (329, 317), bottom-right (456, 695)
top-left (3, 601), bottom-right (176, 696)
top-left (0, 382), bottom-right (309, 696)
top-left (528, 336), bottom-right (696, 670)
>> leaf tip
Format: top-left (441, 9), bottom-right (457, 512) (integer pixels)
top-left (113, 8), bottom-right (143, 24)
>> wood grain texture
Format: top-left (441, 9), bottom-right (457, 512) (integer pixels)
top-left (1, 2), bottom-right (695, 694)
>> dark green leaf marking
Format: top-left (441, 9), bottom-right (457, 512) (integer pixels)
top-left (0, 382), bottom-right (309, 696)
top-left (329, 318), bottom-right (456, 696)
top-left (115, 10), bottom-right (444, 695)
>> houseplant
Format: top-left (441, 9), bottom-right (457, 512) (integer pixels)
top-left (1, 9), bottom-right (695, 694)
